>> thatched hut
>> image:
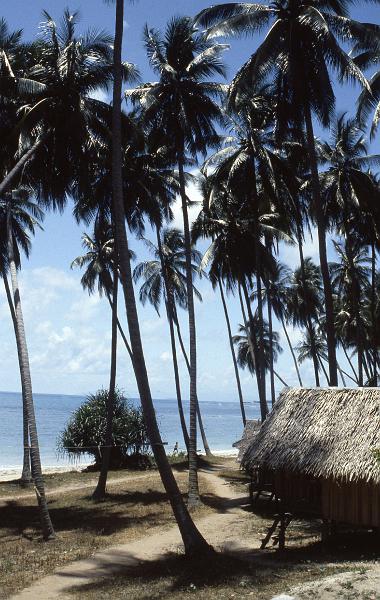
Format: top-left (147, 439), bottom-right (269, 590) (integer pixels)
top-left (242, 388), bottom-right (380, 528)
top-left (233, 420), bottom-right (261, 462)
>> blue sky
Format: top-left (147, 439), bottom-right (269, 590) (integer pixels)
top-left (0, 1), bottom-right (379, 402)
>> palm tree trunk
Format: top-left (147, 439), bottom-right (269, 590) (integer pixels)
top-left (318, 355), bottom-right (330, 385)
top-left (341, 341), bottom-right (359, 384)
top-left (241, 281), bottom-right (268, 421)
top-left (0, 133), bottom-right (49, 197)
top-left (280, 314), bottom-right (303, 386)
top-left (110, 0), bottom-right (210, 555)
top-left (178, 151), bottom-right (200, 505)
top-left (304, 102), bottom-right (338, 386)
top-left (218, 278), bottom-right (246, 425)
top-left (255, 272), bottom-right (267, 408)
top-left (156, 229), bottom-right (189, 452)
top-left (371, 241), bottom-right (377, 385)
top-left (93, 264), bottom-right (118, 500)
top-left (2, 270), bottom-right (31, 483)
top-left (337, 362), bottom-right (347, 386)
top-left (167, 303), bottom-right (190, 452)
top-left (344, 233), bottom-right (364, 385)
top-left (296, 222), bottom-right (321, 386)
top-left (174, 311), bottom-right (212, 456)
top-left (273, 370), bottom-right (289, 387)
top-left (6, 204), bottom-right (55, 539)
top-left (266, 290), bottom-right (276, 407)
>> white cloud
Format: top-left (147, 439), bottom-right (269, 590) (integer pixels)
top-left (65, 294), bottom-right (102, 323)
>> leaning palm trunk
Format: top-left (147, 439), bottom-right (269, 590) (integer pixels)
top-left (93, 263), bottom-right (119, 500)
top-left (2, 270), bottom-right (31, 483)
top-left (6, 205), bottom-right (55, 539)
top-left (174, 315), bottom-right (212, 456)
top-left (218, 278), bottom-right (246, 425)
top-left (110, 0), bottom-right (210, 554)
top-left (240, 282), bottom-right (268, 421)
top-left (279, 314), bottom-right (303, 386)
top-left (304, 102), bottom-right (338, 386)
top-left (341, 340), bottom-right (359, 384)
top-left (0, 133), bottom-right (49, 198)
top-left (156, 229), bottom-right (189, 452)
top-left (178, 151), bottom-right (200, 505)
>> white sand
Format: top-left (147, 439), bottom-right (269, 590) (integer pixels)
top-left (0, 464), bottom-right (92, 483)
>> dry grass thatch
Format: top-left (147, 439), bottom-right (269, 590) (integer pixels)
top-left (242, 388), bottom-right (380, 484)
top-left (233, 420), bottom-right (261, 462)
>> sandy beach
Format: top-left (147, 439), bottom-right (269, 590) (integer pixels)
top-left (0, 464), bottom-right (92, 483)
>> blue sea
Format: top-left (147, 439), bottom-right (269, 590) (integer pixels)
top-left (0, 391), bottom-right (259, 472)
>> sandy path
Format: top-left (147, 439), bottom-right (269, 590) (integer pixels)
top-left (11, 467), bottom-right (252, 600)
top-left (288, 567), bottom-right (380, 599)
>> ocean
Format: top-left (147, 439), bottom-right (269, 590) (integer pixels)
top-left (0, 391), bottom-right (259, 474)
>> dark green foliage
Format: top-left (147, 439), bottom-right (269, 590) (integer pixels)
top-left (58, 389), bottom-right (150, 468)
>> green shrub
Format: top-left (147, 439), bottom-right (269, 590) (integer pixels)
top-left (58, 388), bottom-right (150, 468)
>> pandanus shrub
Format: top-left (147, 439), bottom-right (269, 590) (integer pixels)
top-left (58, 389), bottom-right (150, 468)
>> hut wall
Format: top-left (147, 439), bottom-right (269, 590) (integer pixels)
top-left (263, 469), bottom-right (380, 527)
top-left (322, 479), bottom-right (380, 527)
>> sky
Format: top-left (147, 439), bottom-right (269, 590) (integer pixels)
top-left (0, 1), bottom-right (379, 402)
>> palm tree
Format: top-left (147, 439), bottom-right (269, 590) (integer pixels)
top-left (196, 0), bottom-right (380, 386)
top-left (264, 262), bottom-right (303, 388)
top-left (331, 240), bottom-right (371, 384)
top-left (107, 0), bottom-right (211, 553)
top-left (286, 259), bottom-right (323, 386)
top-left (128, 16), bottom-right (226, 505)
top-left (133, 227), bottom-right (204, 452)
top-left (233, 318), bottom-right (285, 386)
top-left (71, 217), bottom-right (132, 500)
top-left (296, 327), bottom-right (329, 384)
top-left (0, 189), bottom-right (54, 539)
top-left (319, 114), bottom-right (380, 384)
top-left (0, 10), bottom-right (136, 202)
top-left (356, 38), bottom-right (380, 138)
top-left (218, 278), bottom-right (246, 425)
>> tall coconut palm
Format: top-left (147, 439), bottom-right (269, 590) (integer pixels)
top-left (319, 114), bottom-right (380, 384)
top-left (196, 0), bottom-right (380, 386)
top-left (133, 228), bottom-right (204, 452)
top-left (264, 261), bottom-right (303, 387)
top-left (106, 0), bottom-right (211, 553)
top-left (287, 259), bottom-right (324, 386)
top-left (233, 318), bottom-right (285, 386)
top-left (331, 240), bottom-right (372, 383)
top-left (296, 327), bottom-right (329, 384)
top-left (356, 38), bottom-right (380, 138)
top-left (0, 10), bottom-right (137, 203)
top-left (0, 190), bottom-right (54, 539)
top-left (128, 16), bottom-right (227, 504)
top-left (71, 217), bottom-right (132, 500)
top-left (218, 278), bottom-right (246, 425)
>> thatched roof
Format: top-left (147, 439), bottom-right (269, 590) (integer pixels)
top-left (233, 420), bottom-right (261, 462)
top-left (242, 388), bottom-right (380, 484)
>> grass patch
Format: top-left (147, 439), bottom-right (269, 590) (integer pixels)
top-left (0, 470), bottom-right (212, 599)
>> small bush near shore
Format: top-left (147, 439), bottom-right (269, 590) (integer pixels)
top-left (57, 389), bottom-right (150, 468)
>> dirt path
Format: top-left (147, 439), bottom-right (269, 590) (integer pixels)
top-left (288, 567), bottom-right (380, 599)
top-left (11, 466), bottom-right (253, 600)
top-left (11, 464), bottom-right (380, 600)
